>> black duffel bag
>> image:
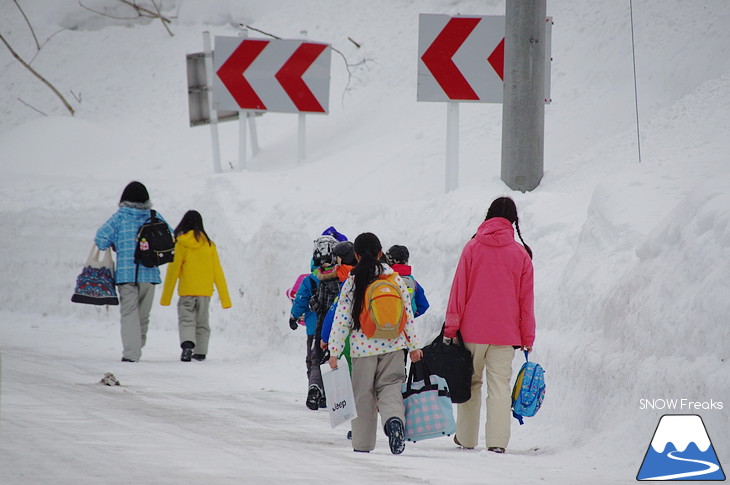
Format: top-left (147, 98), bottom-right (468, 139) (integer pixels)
top-left (421, 325), bottom-right (474, 404)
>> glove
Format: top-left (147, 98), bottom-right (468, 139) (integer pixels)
top-left (289, 317), bottom-right (299, 330)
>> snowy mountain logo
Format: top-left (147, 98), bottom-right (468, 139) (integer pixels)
top-left (637, 414), bottom-right (726, 481)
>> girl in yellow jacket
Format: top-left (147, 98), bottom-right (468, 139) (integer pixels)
top-left (161, 210), bottom-right (231, 362)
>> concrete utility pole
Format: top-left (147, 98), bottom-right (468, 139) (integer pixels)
top-left (501, 0), bottom-right (546, 192)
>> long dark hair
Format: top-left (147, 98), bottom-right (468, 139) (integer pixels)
top-left (350, 232), bottom-right (384, 330)
top-left (174, 210), bottom-right (212, 245)
top-left (485, 197), bottom-right (532, 259)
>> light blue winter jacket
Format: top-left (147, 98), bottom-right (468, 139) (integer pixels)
top-left (290, 273), bottom-right (319, 336)
top-left (95, 203), bottom-right (170, 284)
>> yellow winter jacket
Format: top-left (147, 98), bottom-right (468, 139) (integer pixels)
top-left (160, 231), bottom-right (232, 308)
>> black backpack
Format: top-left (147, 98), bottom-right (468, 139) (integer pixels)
top-left (134, 210), bottom-right (174, 268)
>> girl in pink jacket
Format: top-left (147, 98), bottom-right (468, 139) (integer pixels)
top-left (445, 196), bottom-right (535, 453)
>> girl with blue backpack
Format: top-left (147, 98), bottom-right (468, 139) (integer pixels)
top-left (444, 197), bottom-right (536, 453)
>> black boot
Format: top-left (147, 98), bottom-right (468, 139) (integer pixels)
top-left (385, 417), bottom-right (405, 455)
top-left (180, 341), bottom-right (194, 362)
top-left (306, 385), bottom-right (322, 410)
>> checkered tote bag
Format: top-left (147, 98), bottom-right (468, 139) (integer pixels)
top-left (402, 360), bottom-right (456, 442)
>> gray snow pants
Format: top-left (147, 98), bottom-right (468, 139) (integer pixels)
top-left (118, 283), bottom-right (155, 361)
top-left (350, 351), bottom-right (407, 452)
top-left (177, 295), bottom-right (211, 354)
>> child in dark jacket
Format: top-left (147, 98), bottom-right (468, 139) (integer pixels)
top-left (290, 234), bottom-right (338, 410)
top-left (320, 241), bottom-right (357, 368)
top-left (385, 245), bottom-right (430, 318)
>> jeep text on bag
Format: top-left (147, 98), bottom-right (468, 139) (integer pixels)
top-left (134, 210), bottom-right (174, 268)
top-left (360, 273), bottom-right (407, 339)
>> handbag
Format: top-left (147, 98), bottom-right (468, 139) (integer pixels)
top-left (320, 357), bottom-right (357, 428)
top-left (421, 325), bottom-right (474, 403)
top-left (71, 246), bottom-right (119, 305)
top-left (402, 360), bottom-right (456, 442)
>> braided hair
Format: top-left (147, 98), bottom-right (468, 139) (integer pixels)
top-left (350, 232), bottom-right (385, 330)
top-left (485, 197), bottom-right (533, 259)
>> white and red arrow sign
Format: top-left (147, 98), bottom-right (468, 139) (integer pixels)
top-left (418, 14), bottom-right (507, 103)
top-left (418, 14), bottom-right (552, 103)
top-left (213, 36), bottom-right (331, 114)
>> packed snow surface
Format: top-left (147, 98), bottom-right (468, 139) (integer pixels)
top-left (1, 1), bottom-right (728, 484)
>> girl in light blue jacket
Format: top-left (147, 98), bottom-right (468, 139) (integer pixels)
top-left (95, 181), bottom-right (170, 362)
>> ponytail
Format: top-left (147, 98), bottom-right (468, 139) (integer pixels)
top-left (350, 233), bottom-right (384, 330)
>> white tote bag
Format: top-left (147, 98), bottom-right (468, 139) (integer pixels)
top-left (320, 358), bottom-right (357, 428)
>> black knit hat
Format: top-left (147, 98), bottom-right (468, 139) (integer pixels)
top-left (333, 241), bottom-right (356, 266)
top-left (120, 181), bottom-right (149, 204)
top-left (386, 245), bottom-right (409, 265)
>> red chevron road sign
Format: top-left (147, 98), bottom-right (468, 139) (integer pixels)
top-left (418, 14), bottom-right (551, 104)
top-left (418, 15), bottom-right (506, 103)
top-left (213, 36), bottom-right (331, 114)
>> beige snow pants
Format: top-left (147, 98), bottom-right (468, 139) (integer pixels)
top-left (455, 343), bottom-right (515, 449)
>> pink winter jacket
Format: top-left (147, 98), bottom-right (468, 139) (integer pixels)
top-left (444, 217), bottom-right (535, 347)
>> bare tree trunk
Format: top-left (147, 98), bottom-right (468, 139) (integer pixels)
top-left (0, 32), bottom-right (75, 116)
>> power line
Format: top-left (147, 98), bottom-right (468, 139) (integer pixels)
top-left (629, 0), bottom-right (643, 163)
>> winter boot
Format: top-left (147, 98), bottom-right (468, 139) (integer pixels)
top-left (385, 417), bottom-right (405, 455)
top-left (306, 385), bottom-right (322, 411)
top-left (192, 354), bottom-right (206, 361)
top-left (180, 341), bottom-right (194, 362)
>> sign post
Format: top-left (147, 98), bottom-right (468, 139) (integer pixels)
top-left (203, 31), bottom-right (222, 174)
top-left (298, 113), bottom-right (306, 163)
top-left (417, 13), bottom-right (551, 193)
top-left (446, 102), bottom-right (459, 192)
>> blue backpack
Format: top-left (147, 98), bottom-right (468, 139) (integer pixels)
top-left (511, 351), bottom-right (545, 425)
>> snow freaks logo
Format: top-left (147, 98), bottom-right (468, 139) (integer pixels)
top-left (637, 415), bottom-right (726, 481)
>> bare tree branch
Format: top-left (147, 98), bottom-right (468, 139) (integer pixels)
top-left (240, 23), bottom-right (371, 107)
top-left (17, 97), bottom-right (47, 116)
top-left (150, 0), bottom-right (173, 36)
top-left (37, 28), bottom-right (65, 51)
top-left (244, 24), bottom-right (281, 39)
top-left (118, 0), bottom-right (171, 23)
top-left (70, 90), bottom-right (82, 103)
top-left (79, 1), bottom-right (173, 36)
top-left (12, 0), bottom-right (40, 51)
top-left (78, 1), bottom-right (141, 20)
top-left (0, 32), bottom-right (75, 116)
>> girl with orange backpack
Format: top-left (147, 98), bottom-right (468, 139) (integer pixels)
top-left (327, 232), bottom-right (423, 455)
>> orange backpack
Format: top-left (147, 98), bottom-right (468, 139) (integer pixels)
top-left (360, 273), bottom-right (408, 339)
